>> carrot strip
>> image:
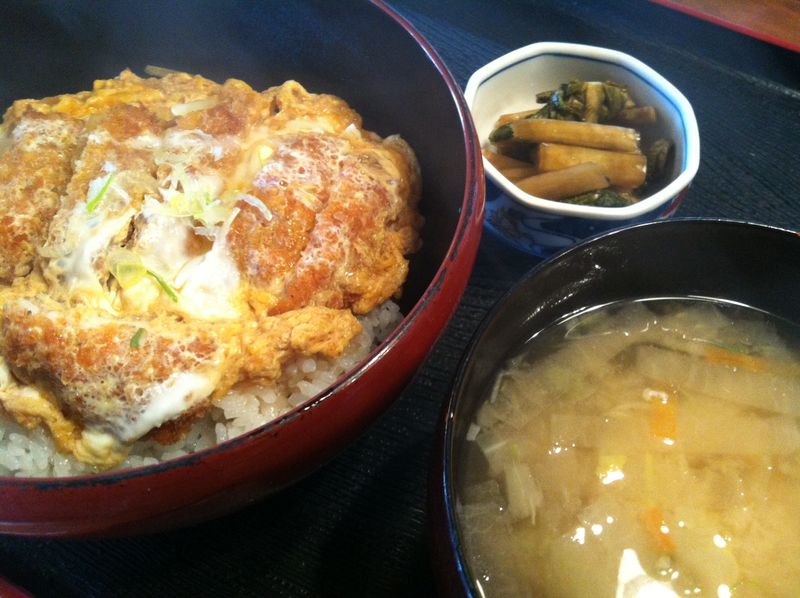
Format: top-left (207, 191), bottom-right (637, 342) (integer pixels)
top-left (704, 345), bottom-right (768, 373)
top-left (650, 396), bottom-right (677, 443)
top-left (641, 507), bottom-right (676, 554)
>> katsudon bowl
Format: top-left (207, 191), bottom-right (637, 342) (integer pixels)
top-left (432, 220), bottom-right (800, 596)
top-left (0, 0), bottom-right (484, 536)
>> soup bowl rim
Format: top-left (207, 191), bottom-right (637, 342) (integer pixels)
top-left (435, 217), bottom-right (798, 594)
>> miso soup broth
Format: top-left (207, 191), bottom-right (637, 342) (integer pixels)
top-left (456, 299), bottom-right (800, 597)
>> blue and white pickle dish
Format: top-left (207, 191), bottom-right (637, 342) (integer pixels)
top-left (464, 42), bottom-right (700, 256)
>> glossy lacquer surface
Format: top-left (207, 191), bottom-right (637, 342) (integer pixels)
top-left (1, 0), bottom-right (799, 596)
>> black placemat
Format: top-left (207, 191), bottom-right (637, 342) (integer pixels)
top-left (1, 1), bottom-right (798, 596)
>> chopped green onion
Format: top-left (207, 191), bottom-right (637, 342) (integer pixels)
top-left (144, 65), bottom-right (181, 78)
top-left (146, 268), bottom-right (179, 302)
top-left (86, 174), bottom-right (115, 214)
top-left (171, 97), bottom-right (217, 117)
top-left (511, 443), bottom-right (522, 460)
top-left (165, 189), bottom-right (229, 226)
top-left (107, 247), bottom-right (147, 289)
top-left (705, 339), bottom-right (752, 355)
top-left (107, 247), bottom-right (178, 302)
top-left (130, 327), bottom-right (146, 349)
top-left (113, 261), bottom-right (147, 289)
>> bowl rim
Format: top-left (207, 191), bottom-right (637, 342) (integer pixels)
top-left (0, 0), bottom-right (485, 488)
top-left (436, 217), bottom-right (799, 595)
top-left (464, 41), bottom-right (700, 221)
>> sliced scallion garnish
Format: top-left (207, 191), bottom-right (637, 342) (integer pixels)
top-left (107, 248), bottom-right (147, 289)
top-left (171, 97), bottom-right (217, 117)
top-left (146, 268), bottom-right (179, 303)
top-left (86, 174), bottom-right (115, 214)
top-left (144, 65), bottom-right (180, 78)
top-left (130, 327), bottom-right (146, 349)
top-left (107, 248), bottom-right (178, 302)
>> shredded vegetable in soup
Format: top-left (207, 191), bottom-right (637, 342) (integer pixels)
top-left (457, 299), bottom-right (800, 597)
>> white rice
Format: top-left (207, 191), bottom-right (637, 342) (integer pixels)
top-left (0, 301), bottom-right (403, 477)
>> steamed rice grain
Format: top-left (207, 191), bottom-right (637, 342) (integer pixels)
top-left (0, 301), bottom-right (402, 477)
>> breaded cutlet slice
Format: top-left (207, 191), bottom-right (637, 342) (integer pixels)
top-left (266, 135), bottom-right (421, 315)
top-left (229, 84), bottom-right (422, 316)
top-left (0, 110), bottom-right (84, 282)
top-left (0, 294), bottom-right (361, 463)
top-left (0, 296), bottom-right (241, 447)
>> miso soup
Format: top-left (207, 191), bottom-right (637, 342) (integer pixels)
top-left (456, 299), bottom-right (800, 597)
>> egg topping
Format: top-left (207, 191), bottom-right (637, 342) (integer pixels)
top-left (0, 70), bottom-right (422, 468)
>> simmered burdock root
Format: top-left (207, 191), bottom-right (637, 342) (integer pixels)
top-left (0, 297), bottom-right (241, 466)
top-left (0, 110), bottom-right (84, 282)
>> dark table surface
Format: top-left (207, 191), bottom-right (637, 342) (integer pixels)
top-left (2, 1), bottom-right (799, 596)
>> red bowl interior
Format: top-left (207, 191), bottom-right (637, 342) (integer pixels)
top-left (0, 0), bottom-right (484, 537)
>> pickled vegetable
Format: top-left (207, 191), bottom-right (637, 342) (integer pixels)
top-left (482, 78), bottom-right (674, 207)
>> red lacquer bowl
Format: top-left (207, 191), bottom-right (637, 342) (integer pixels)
top-left (0, 0), bottom-right (484, 537)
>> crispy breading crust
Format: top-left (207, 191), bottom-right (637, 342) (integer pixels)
top-left (0, 111), bottom-right (84, 281)
top-left (0, 298), bottom-right (237, 437)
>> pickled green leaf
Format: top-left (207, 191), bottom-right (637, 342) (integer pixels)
top-left (564, 189), bottom-right (637, 208)
top-left (530, 79), bottom-right (634, 124)
top-left (646, 138), bottom-right (674, 182)
top-left (489, 124), bottom-right (514, 143)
